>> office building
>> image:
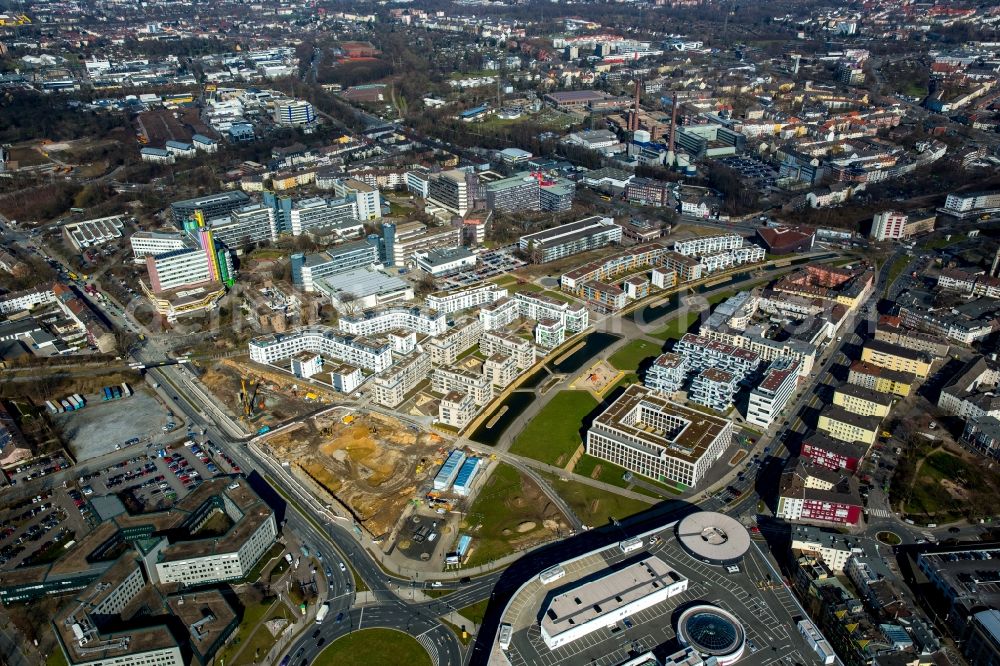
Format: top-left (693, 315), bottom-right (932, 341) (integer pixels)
top-left (519, 216), bottom-right (621, 263)
top-left (427, 169), bottom-right (471, 216)
top-left (62, 215), bottom-right (126, 251)
top-left (130, 232), bottom-right (189, 262)
top-left (942, 190), bottom-right (1000, 218)
top-left (371, 351), bottom-right (431, 408)
top-left (273, 99), bottom-right (316, 127)
top-left (331, 178), bottom-right (381, 220)
top-left (170, 191), bottom-right (251, 226)
top-left (645, 353), bottom-right (687, 395)
top-left (210, 203), bottom-right (277, 248)
top-left (290, 241), bottom-right (380, 292)
top-left (747, 357), bottom-right (800, 428)
top-left (483, 173), bottom-right (540, 212)
top-left (249, 326), bottom-right (393, 373)
top-left (315, 267), bottom-right (413, 311)
top-left (379, 221), bottom-right (462, 268)
top-left (540, 557), bottom-right (688, 649)
top-left (405, 166), bottom-right (432, 198)
top-left (415, 247), bottom-right (477, 277)
top-left (586, 385), bottom-right (734, 488)
top-left (288, 197), bottom-right (359, 236)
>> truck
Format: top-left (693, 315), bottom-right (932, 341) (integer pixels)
top-left (256, 425), bottom-right (271, 435)
top-left (315, 602), bottom-right (330, 625)
top-left (45, 400), bottom-right (60, 414)
top-left (111, 386), bottom-right (121, 399)
top-left (60, 399), bottom-right (72, 412)
top-left (103, 387), bottom-right (112, 401)
top-left (65, 396), bottom-right (79, 410)
top-left (121, 382), bottom-right (132, 397)
top-left (72, 394), bottom-right (85, 408)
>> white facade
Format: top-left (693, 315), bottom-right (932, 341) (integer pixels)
top-left (130, 232), bottom-right (188, 262)
top-left (871, 211), bottom-right (907, 241)
top-left (479, 297), bottom-right (520, 331)
top-left (147, 248), bottom-right (213, 292)
top-left (432, 367), bottom-right (493, 405)
top-left (514, 292), bottom-right (589, 332)
top-left (331, 365), bottom-right (363, 393)
top-left (0, 288), bottom-right (55, 314)
top-left (156, 511), bottom-right (278, 585)
top-left (438, 391), bottom-right (476, 429)
top-left (332, 178), bottom-right (382, 220)
top-left (426, 284), bottom-right (508, 313)
top-left (249, 326), bottom-right (393, 373)
top-left (289, 197), bottom-right (358, 236)
top-left (480, 331), bottom-right (536, 369)
top-left (371, 351), bottom-right (431, 408)
top-left (747, 358), bottom-right (800, 428)
top-left (337, 306), bottom-right (447, 337)
top-left (674, 234), bottom-right (743, 256)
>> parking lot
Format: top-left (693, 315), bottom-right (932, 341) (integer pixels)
top-left (5, 452), bottom-right (72, 486)
top-left (0, 488), bottom-right (87, 570)
top-left (719, 156), bottom-right (778, 186)
top-left (436, 246), bottom-right (527, 289)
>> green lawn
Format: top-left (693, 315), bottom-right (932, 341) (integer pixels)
top-left (46, 651), bottom-right (68, 666)
top-left (923, 236), bottom-right (963, 250)
top-left (542, 473), bottom-right (653, 528)
top-left (463, 464), bottom-right (556, 566)
top-left (651, 311), bottom-right (699, 341)
top-left (215, 597), bottom-right (279, 665)
top-left (884, 256), bottom-right (910, 295)
top-left (424, 588), bottom-right (453, 598)
top-left (441, 617), bottom-right (473, 644)
top-left (608, 372), bottom-right (639, 393)
top-left (510, 391), bottom-right (597, 466)
top-left (313, 629), bottom-right (431, 666)
top-left (572, 454), bottom-right (679, 498)
top-left (245, 542), bottom-right (285, 583)
top-left (235, 603), bottom-right (296, 665)
top-left (460, 599), bottom-right (491, 625)
top-left (608, 339), bottom-right (661, 371)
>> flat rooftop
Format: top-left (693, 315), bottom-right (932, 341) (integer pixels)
top-left (166, 590), bottom-right (236, 651)
top-left (542, 557), bottom-right (684, 639)
top-left (590, 385), bottom-right (730, 464)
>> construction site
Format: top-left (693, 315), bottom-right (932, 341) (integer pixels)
top-left (198, 358), bottom-right (326, 430)
top-left (260, 410), bottom-right (448, 539)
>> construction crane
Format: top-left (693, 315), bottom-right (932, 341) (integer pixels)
top-left (239, 376), bottom-right (261, 420)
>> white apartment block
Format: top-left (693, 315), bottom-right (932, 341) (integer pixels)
top-left (480, 331), bottom-right (536, 369)
top-left (870, 211), bottom-right (907, 241)
top-left (688, 368), bottom-right (739, 412)
top-left (439, 391), bottom-right (476, 429)
top-left (483, 353), bottom-right (519, 388)
top-left (747, 357), bottom-right (800, 428)
top-left (651, 267), bottom-right (677, 289)
top-left (405, 167), bottom-right (432, 198)
top-left (673, 333), bottom-right (760, 380)
top-left (515, 292), bottom-right (589, 332)
top-left (337, 305), bottom-right (447, 337)
top-left (645, 352), bottom-right (687, 395)
top-left (426, 318), bottom-right (484, 366)
top-left (535, 318), bottom-right (566, 348)
top-left (479, 296), bottom-right (520, 330)
top-left (249, 326), bottom-right (393, 373)
top-left (432, 367), bottom-right (493, 405)
top-left (426, 284), bottom-right (509, 314)
top-left (790, 526), bottom-right (860, 572)
top-left (130, 231), bottom-right (188, 263)
top-left (371, 351), bottom-right (431, 408)
top-left (586, 385), bottom-right (734, 488)
top-left (0, 287), bottom-right (55, 314)
top-left (673, 234), bottom-right (743, 257)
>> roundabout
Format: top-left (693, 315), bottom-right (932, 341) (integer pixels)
top-left (311, 628), bottom-right (432, 666)
top-left (876, 531), bottom-right (902, 546)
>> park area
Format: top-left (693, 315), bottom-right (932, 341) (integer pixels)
top-left (461, 463), bottom-right (571, 566)
top-left (541, 472), bottom-right (653, 528)
top-left (313, 629), bottom-right (431, 666)
top-left (608, 339), bottom-right (661, 372)
top-left (899, 447), bottom-right (1000, 522)
top-left (509, 390), bottom-right (597, 467)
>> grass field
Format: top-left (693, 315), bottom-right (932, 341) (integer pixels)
top-left (884, 256), bottom-right (910, 295)
top-left (463, 464), bottom-right (544, 566)
top-left (235, 602), bottom-right (296, 665)
top-left (441, 618), bottom-right (473, 644)
top-left (46, 651), bottom-right (68, 666)
top-left (572, 454), bottom-right (679, 498)
top-left (651, 311), bottom-right (699, 341)
top-left (542, 473), bottom-right (653, 528)
top-left (460, 599), bottom-right (491, 625)
top-left (905, 450), bottom-right (975, 519)
top-left (608, 339), bottom-right (661, 371)
top-left (510, 391), bottom-right (597, 466)
top-left (313, 629), bottom-right (431, 666)
top-left (214, 597), bottom-right (278, 665)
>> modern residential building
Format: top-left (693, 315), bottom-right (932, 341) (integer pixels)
top-left (480, 330), bottom-right (536, 369)
top-left (427, 284), bottom-right (508, 314)
top-left (371, 351), bottom-right (431, 408)
top-left (432, 367), bottom-right (493, 405)
top-left (579, 281), bottom-right (626, 313)
top-left (513, 292), bottom-right (589, 333)
top-left (817, 404), bottom-right (881, 446)
top-left (673, 333), bottom-right (760, 380)
top-left (534, 318), bottom-right (566, 348)
top-left (249, 326), bottom-right (393, 373)
top-left (645, 353), bottom-right (687, 395)
top-left (439, 391), bottom-right (476, 429)
top-left (585, 384), bottom-right (734, 488)
top-left (747, 357), bottom-right (800, 428)
top-left (870, 211), bottom-right (907, 241)
top-left (790, 524), bottom-right (865, 572)
top-left (777, 458), bottom-right (863, 526)
top-left (0, 287), bottom-right (55, 314)
top-left (938, 355), bottom-right (1000, 420)
top-left (800, 432), bottom-right (867, 472)
top-left (519, 216), bottom-right (621, 263)
top-left (426, 318), bottom-right (484, 366)
top-left (560, 242), bottom-right (670, 292)
top-left (337, 305), bottom-right (447, 337)
top-left (689, 367), bottom-right (739, 412)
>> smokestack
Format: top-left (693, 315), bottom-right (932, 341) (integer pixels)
top-left (666, 92), bottom-right (678, 167)
top-left (631, 79), bottom-right (641, 132)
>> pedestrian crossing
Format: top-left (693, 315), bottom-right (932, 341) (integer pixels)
top-left (867, 508), bottom-right (893, 519)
